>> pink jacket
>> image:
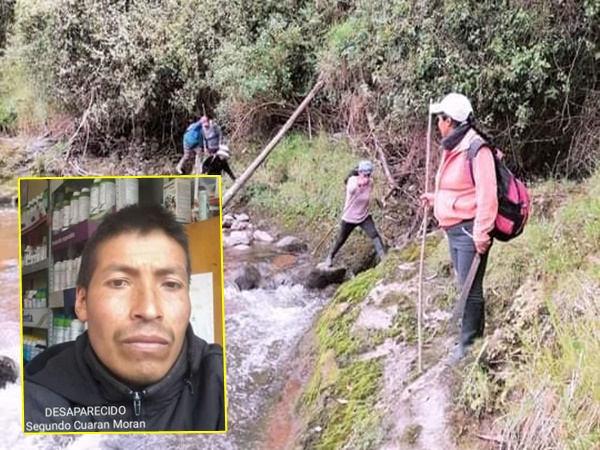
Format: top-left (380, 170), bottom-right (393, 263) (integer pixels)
top-left (342, 176), bottom-right (373, 224)
top-left (433, 129), bottom-right (498, 243)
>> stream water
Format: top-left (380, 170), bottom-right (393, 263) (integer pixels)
top-left (0, 209), bottom-right (328, 450)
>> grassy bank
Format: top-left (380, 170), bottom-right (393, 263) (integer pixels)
top-left (453, 173), bottom-right (600, 449)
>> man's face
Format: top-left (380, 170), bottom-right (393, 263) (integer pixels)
top-left (75, 230), bottom-right (191, 386)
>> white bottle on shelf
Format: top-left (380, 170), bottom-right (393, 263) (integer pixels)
top-left (79, 188), bottom-right (90, 221)
top-left (90, 179), bottom-right (102, 215)
top-left (62, 199), bottom-right (70, 231)
top-left (54, 201), bottom-right (62, 233)
top-left (24, 245), bottom-right (31, 266)
top-left (117, 179), bottom-right (139, 210)
top-left (41, 236), bottom-right (47, 260)
top-left (100, 179), bottom-right (116, 213)
top-left (57, 261), bottom-right (64, 292)
top-left (70, 191), bottom-right (80, 226)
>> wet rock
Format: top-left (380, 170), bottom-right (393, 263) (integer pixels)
top-left (223, 231), bottom-right (252, 248)
top-left (235, 213), bottom-right (250, 222)
top-left (0, 356), bottom-right (18, 389)
top-left (222, 214), bottom-right (235, 229)
top-left (0, 196), bottom-right (17, 207)
top-left (231, 221), bottom-right (252, 231)
top-left (275, 236), bottom-right (308, 253)
top-left (253, 230), bottom-right (275, 243)
top-left (234, 265), bottom-right (262, 290)
top-left (304, 266), bottom-right (347, 289)
top-left (232, 244), bottom-right (252, 251)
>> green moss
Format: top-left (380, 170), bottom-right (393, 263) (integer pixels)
top-left (301, 349), bottom-right (340, 410)
top-left (312, 359), bottom-right (384, 450)
top-left (317, 301), bottom-right (362, 360)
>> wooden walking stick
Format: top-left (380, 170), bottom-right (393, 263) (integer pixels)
top-left (416, 100), bottom-right (433, 373)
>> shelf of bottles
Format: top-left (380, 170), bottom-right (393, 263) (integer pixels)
top-left (21, 181), bottom-right (51, 364)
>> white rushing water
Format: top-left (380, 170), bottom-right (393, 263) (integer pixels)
top-left (0, 209), bottom-right (327, 450)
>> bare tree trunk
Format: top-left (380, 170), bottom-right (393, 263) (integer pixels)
top-left (366, 112), bottom-right (395, 188)
top-left (222, 77), bottom-right (325, 209)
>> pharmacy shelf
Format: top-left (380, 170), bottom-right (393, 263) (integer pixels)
top-left (22, 259), bottom-right (49, 276)
top-left (49, 288), bottom-right (77, 309)
top-left (21, 215), bottom-right (48, 237)
top-left (22, 308), bottom-right (50, 329)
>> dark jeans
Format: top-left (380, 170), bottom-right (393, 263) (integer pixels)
top-left (329, 215), bottom-right (380, 258)
top-left (446, 221), bottom-right (489, 347)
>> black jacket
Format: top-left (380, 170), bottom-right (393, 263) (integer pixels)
top-left (201, 156), bottom-right (236, 180)
top-left (24, 326), bottom-right (225, 432)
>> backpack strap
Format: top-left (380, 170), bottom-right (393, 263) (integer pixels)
top-left (467, 137), bottom-right (488, 184)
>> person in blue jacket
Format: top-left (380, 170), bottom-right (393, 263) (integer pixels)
top-left (176, 116), bottom-right (223, 175)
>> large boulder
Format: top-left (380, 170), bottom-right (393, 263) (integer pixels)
top-left (231, 221), bottom-right (253, 231)
top-left (223, 231), bottom-right (252, 248)
top-left (235, 213), bottom-right (250, 222)
top-left (234, 265), bottom-right (262, 290)
top-left (222, 214), bottom-right (235, 229)
top-left (275, 236), bottom-right (308, 253)
top-left (0, 356), bottom-right (18, 389)
top-left (254, 230), bottom-right (275, 243)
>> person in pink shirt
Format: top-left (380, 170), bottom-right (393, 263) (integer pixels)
top-left (422, 93), bottom-right (498, 363)
top-left (323, 160), bottom-right (385, 267)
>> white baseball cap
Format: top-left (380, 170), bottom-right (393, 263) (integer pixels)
top-left (430, 93), bottom-right (473, 122)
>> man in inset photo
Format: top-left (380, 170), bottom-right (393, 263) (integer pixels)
top-left (24, 204), bottom-right (225, 432)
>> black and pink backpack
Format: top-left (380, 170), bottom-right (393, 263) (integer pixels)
top-left (467, 138), bottom-right (531, 242)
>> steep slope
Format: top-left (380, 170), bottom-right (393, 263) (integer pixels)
top-left (268, 173), bottom-right (599, 450)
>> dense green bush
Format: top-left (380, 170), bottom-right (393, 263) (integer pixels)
top-left (318, 0), bottom-right (599, 176)
top-left (3, 0), bottom-right (598, 176)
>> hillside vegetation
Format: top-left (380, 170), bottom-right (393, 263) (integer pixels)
top-left (0, 1), bottom-right (598, 170)
top-left (287, 172), bottom-right (599, 450)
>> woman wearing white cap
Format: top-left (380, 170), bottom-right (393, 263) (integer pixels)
top-left (323, 160), bottom-right (385, 267)
top-left (422, 93), bottom-right (498, 363)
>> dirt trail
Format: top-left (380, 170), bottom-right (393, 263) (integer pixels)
top-left (378, 344), bottom-right (456, 450)
top-left (360, 273), bottom-right (458, 450)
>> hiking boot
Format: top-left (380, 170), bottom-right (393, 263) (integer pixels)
top-left (447, 343), bottom-right (470, 366)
